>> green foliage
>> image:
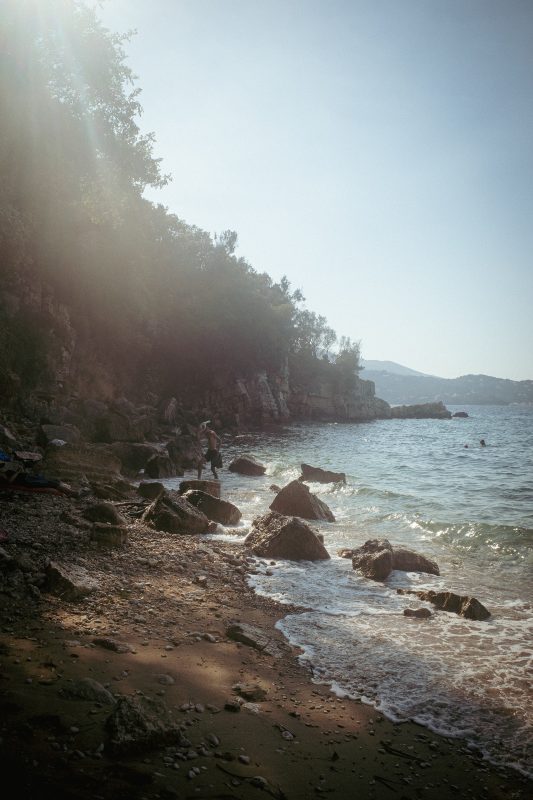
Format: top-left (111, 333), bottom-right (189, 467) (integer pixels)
top-left (0, 0), bottom-right (361, 401)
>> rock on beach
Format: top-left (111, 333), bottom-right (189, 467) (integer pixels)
top-left (245, 511), bottom-right (330, 561)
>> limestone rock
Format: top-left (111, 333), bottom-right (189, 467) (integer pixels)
top-left (228, 455), bottom-right (266, 476)
top-left (269, 480), bottom-right (335, 522)
top-left (105, 695), bottom-right (184, 755)
top-left (300, 463), bottom-right (346, 484)
top-left (45, 561), bottom-right (99, 601)
top-left (245, 511), bottom-right (330, 561)
top-left (183, 489), bottom-right (242, 525)
top-left (142, 493), bottom-right (210, 535)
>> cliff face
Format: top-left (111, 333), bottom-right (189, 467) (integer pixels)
top-left (1, 278), bottom-right (449, 429)
top-left (288, 375), bottom-right (390, 422)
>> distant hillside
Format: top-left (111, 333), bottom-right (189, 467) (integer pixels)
top-left (361, 370), bottom-right (533, 406)
top-left (361, 359), bottom-right (429, 377)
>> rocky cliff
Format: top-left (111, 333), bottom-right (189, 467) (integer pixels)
top-left (0, 278), bottom-right (451, 431)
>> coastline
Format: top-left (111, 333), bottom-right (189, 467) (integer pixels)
top-left (0, 490), bottom-right (531, 799)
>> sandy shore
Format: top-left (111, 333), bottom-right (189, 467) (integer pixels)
top-left (0, 489), bottom-right (531, 800)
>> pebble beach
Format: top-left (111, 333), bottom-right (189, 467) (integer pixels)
top-left (0, 489), bottom-right (531, 800)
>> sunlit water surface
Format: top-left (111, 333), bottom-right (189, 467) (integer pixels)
top-left (164, 405), bottom-right (533, 776)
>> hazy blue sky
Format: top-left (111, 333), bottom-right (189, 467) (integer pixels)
top-left (98, 0), bottom-right (533, 380)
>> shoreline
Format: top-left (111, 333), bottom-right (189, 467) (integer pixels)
top-left (0, 489), bottom-right (531, 799)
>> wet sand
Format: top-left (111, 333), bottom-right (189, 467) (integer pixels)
top-left (0, 491), bottom-right (531, 799)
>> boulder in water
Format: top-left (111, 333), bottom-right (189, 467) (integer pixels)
top-left (183, 489), bottom-right (242, 525)
top-left (299, 463), bottom-right (346, 484)
top-left (350, 539), bottom-right (439, 581)
top-left (245, 511), bottom-right (330, 561)
top-left (397, 589), bottom-right (490, 620)
top-left (228, 455), bottom-right (266, 476)
top-left (269, 480), bottom-right (335, 522)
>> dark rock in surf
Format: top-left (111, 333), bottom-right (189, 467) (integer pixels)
top-left (403, 607), bottom-right (432, 619)
top-left (245, 511), bottom-right (330, 561)
top-left (390, 401), bottom-right (452, 419)
top-left (350, 539), bottom-right (439, 581)
top-left (269, 480), bottom-right (335, 522)
top-left (228, 455), bottom-right (266, 476)
top-left (397, 589), bottom-right (490, 620)
top-left (352, 541), bottom-right (393, 581)
top-left (452, 411), bottom-right (469, 418)
top-left (299, 463), bottom-right (346, 484)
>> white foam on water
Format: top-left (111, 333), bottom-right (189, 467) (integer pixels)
top-left (169, 410), bottom-right (533, 776)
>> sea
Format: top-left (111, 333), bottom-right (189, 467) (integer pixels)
top-left (167, 405), bottom-right (533, 777)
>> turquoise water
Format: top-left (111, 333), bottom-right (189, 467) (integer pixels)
top-left (168, 405), bottom-right (533, 776)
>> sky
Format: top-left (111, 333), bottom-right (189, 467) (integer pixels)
top-left (97, 0), bottom-right (533, 380)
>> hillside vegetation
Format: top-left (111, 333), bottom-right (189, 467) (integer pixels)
top-left (0, 0), bottom-right (360, 408)
top-left (363, 369), bottom-right (533, 406)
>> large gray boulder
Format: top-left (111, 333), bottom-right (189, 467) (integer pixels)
top-left (183, 489), bottom-right (241, 525)
top-left (300, 463), bottom-right (346, 484)
top-left (245, 511), bottom-right (330, 561)
top-left (228, 455), bottom-right (266, 476)
top-left (269, 480), bottom-right (335, 522)
top-left (348, 539), bottom-right (439, 581)
top-left (142, 493), bottom-right (210, 535)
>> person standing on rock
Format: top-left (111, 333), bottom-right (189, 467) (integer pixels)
top-left (197, 422), bottom-right (222, 480)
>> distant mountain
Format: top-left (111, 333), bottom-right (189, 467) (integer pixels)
top-left (361, 359), bottom-right (429, 377)
top-left (361, 367), bottom-right (533, 406)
